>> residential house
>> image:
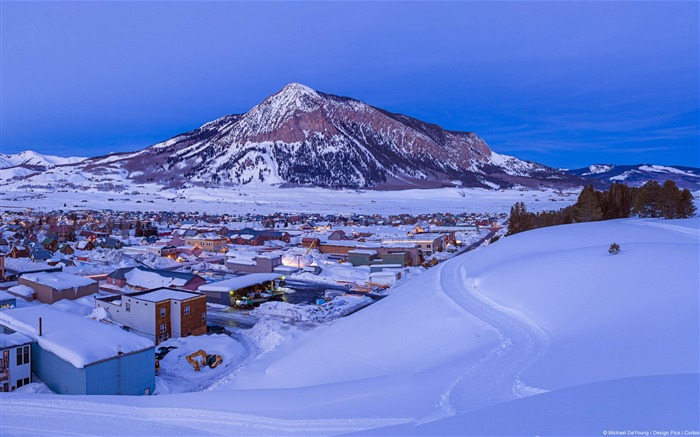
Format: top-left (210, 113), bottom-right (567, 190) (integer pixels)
top-left (19, 271), bottom-right (98, 304)
top-left (75, 240), bottom-right (95, 251)
top-left (8, 246), bottom-right (30, 259)
top-left (184, 234), bottom-right (227, 253)
top-left (382, 233), bottom-right (448, 258)
top-left (30, 246), bottom-right (53, 263)
top-left (0, 307), bottom-right (155, 395)
top-left (95, 288), bottom-right (207, 345)
top-left (40, 238), bottom-right (59, 252)
top-left (228, 228), bottom-right (290, 246)
top-left (225, 253), bottom-right (282, 273)
top-left (0, 325), bottom-right (33, 392)
top-left (58, 243), bottom-right (75, 255)
top-left (106, 266), bottom-right (206, 292)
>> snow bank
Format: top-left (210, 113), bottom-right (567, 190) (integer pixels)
top-left (251, 295), bottom-right (372, 323)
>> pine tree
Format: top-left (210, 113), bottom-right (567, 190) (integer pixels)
top-left (677, 189), bottom-right (697, 218)
top-left (507, 202), bottom-right (532, 235)
top-left (658, 180), bottom-right (680, 218)
top-left (633, 180), bottom-right (662, 217)
top-left (575, 185), bottom-right (603, 222)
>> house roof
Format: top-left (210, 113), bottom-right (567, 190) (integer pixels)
top-left (0, 306), bottom-right (153, 368)
top-left (108, 266), bottom-right (202, 289)
top-left (130, 288), bottom-right (203, 303)
top-left (21, 271), bottom-right (96, 290)
top-left (198, 273), bottom-right (281, 293)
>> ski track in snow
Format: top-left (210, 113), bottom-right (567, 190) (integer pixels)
top-left (1, 399), bottom-right (411, 436)
top-left (421, 255), bottom-right (550, 423)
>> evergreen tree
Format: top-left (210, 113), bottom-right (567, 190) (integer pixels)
top-left (659, 180), bottom-right (680, 219)
top-left (633, 180), bottom-right (662, 217)
top-left (677, 189), bottom-right (697, 218)
top-left (575, 184), bottom-right (603, 222)
top-left (507, 202), bottom-right (532, 235)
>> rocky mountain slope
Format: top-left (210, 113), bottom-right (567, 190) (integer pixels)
top-left (51, 83), bottom-right (582, 190)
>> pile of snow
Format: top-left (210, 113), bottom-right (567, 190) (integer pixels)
top-left (251, 295), bottom-right (372, 323)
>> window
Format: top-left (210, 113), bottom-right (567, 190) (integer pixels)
top-left (159, 324), bottom-right (166, 333)
top-left (160, 308), bottom-right (166, 318)
top-left (23, 377), bottom-right (29, 386)
top-left (15, 347), bottom-right (29, 366)
top-left (184, 306), bottom-right (190, 315)
top-left (201, 313), bottom-right (206, 322)
top-left (125, 302), bottom-right (131, 312)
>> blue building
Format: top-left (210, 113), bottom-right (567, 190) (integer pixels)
top-left (0, 306), bottom-right (155, 395)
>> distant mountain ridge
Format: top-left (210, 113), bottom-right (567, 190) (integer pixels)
top-left (0, 150), bottom-right (85, 169)
top-left (566, 164), bottom-right (700, 190)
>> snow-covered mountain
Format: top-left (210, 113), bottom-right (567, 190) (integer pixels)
top-left (0, 150), bottom-right (85, 169)
top-left (17, 83), bottom-right (581, 191)
top-left (566, 164), bottom-right (700, 190)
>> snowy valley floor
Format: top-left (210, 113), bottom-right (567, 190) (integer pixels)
top-left (1, 217), bottom-right (699, 436)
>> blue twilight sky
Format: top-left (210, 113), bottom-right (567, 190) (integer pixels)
top-left (1, 1), bottom-right (698, 169)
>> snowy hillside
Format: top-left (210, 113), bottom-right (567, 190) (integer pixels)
top-left (0, 150), bottom-right (85, 169)
top-left (1, 217), bottom-right (697, 435)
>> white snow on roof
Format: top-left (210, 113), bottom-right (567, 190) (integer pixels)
top-left (348, 249), bottom-right (378, 256)
top-left (199, 273), bottom-right (281, 293)
top-left (134, 289), bottom-right (202, 303)
top-left (125, 269), bottom-right (186, 289)
top-left (0, 330), bottom-right (33, 348)
top-left (0, 306), bottom-right (153, 368)
top-left (21, 272), bottom-right (96, 290)
top-left (7, 284), bottom-right (35, 298)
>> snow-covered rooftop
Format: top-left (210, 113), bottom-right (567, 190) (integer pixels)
top-left (199, 273), bottom-right (281, 293)
top-left (133, 288), bottom-right (203, 303)
top-left (0, 330), bottom-right (33, 348)
top-left (21, 271), bottom-right (96, 290)
top-left (124, 269), bottom-right (186, 289)
top-left (0, 306), bottom-right (154, 368)
top-left (7, 284), bottom-right (35, 298)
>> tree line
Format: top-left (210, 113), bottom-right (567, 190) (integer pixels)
top-left (507, 180), bottom-right (696, 236)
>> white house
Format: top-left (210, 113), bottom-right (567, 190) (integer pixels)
top-left (0, 326), bottom-right (33, 392)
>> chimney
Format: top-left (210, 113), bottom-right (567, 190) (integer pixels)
top-left (39, 317), bottom-right (43, 336)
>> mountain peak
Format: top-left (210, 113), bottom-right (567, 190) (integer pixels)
top-left (279, 82), bottom-right (318, 96)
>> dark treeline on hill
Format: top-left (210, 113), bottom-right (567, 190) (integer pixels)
top-left (507, 180), bottom-right (697, 236)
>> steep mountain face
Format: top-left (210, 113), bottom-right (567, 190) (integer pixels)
top-left (567, 164), bottom-right (700, 190)
top-left (76, 83), bottom-right (580, 190)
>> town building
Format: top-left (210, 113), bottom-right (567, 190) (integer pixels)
top-left (95, 288), bottom-right (207, 345)
top-left (0, 325), bottom-right (33, 392)
top-left (0, 307), bottom-right (155, 395)
top-left (198, 273), bottom-right (282, 306)
top-left (19, 271), bottom-right (98, 304)
top-left (105, 266), bottom-right (206, 292)
top-left (225, 253), bottom-right (282, 273)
